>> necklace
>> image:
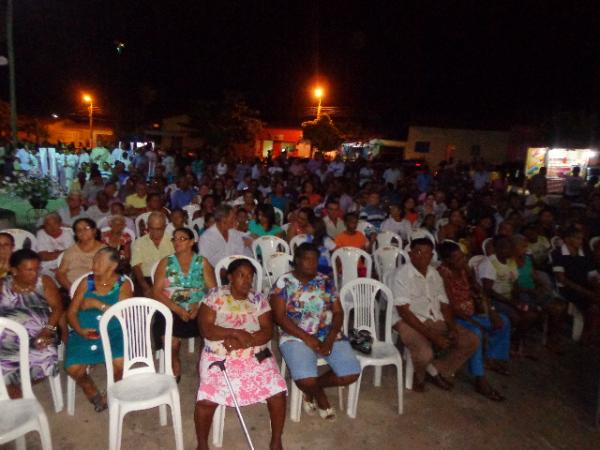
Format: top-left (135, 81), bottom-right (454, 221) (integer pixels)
top-left (13, 281), bottom-right (34, 293)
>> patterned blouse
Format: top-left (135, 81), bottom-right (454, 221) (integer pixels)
top-left (270, 272), bottom-right (340, 344)
top-left (164, 253), bottom-right (206, 310)
top-left (438, 265), bottom-right (475, 317)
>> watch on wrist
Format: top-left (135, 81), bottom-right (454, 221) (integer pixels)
top-left (45, 324), bottom-right (57, 332)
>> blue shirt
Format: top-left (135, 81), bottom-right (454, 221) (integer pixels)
top-left (171, 189), bottom-right (196, 209)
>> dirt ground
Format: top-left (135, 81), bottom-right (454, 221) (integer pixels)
top-left (3, 336), bottom-right (600, 450)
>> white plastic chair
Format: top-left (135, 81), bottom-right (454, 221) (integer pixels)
top-left (410, 228), bottom-right (436, 245)
top-left (281, 223), bottom-right (290, 234)
top-left (0, 318), bottom-right (53, 450)
top-left (134, 212), bottom-right (152, 236)
top-left (190, 217), bottom-right (205, 237)
top-left (341, 279), bottom-right (403, 418)
top-left (182, 204), bottom-right (200, 225)
top-left (265, 252), bottom-right (293, 288)
top-left (435, 217), bottom-right (449, 231)
top-left (373, 246), bottom-right (402, 280)
top-left (2, 228), bottom-right (37, 251)
top-left (273, 207), bottom-right (284, 226)
top-left (251, 235), bottom-right (290, 268)
top-left (357, 220), bottom-right (376, 237)
top-left (482, 237), bottom-right (493, 256)
top-left (214, 255), bottom-right (263, 292)
top-left (289, 234), bottom-right (310, 255)
top-left (374, 231), bottom-right (403, 250)
top-left (99, 298), bottom-right (184, 450)
top-left (66, 273), bottom-right (135, 415)
top-left (331, 247), bottom-right (372, 291)
top-left (551, 236), bottom-right (563, 250)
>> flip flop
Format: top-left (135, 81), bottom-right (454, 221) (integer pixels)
top-left (90, 393), bottom-right (108, 412)
top-left (303, 397), bottom-right (317, 416)
top-left (318, 407), bottom-right (337, 421)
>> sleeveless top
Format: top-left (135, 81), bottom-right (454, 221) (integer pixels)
top-left (165, 253), bottom-right (206, 310)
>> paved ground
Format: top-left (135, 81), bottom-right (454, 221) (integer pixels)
top-left (4, 333), bottom-right (600, 450)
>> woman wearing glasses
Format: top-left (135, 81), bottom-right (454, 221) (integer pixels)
top-left (152, 227), bottom-right (216, 380)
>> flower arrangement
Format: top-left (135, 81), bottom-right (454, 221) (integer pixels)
top-left (0, 173), bottom-right (63, 209)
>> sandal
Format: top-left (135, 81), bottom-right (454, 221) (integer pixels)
top-left (487, 362), bottom-right (511, 376)
top-left (475, 385), bottom-right (505, 402)
top-left (318, 407), bottom-right (337, 421)
top-left (90, 392), bottom-right (108, 412)
top-left (302, 397), bottom-right (317, 416)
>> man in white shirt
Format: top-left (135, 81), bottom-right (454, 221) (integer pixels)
top-left (199, 204), bottom-right (252, 271)
top-left (323, 198), bottom-right (346, 239)
top-left (15, 147), bottom-right (31, 172)
top-left (392, 238), bottom-right (478, 391)
top-left (36, 213), bottom-right (74, 274)
top-left (383, 165), bottom-right (402, 188)
top-left (58, 191), bottom-right (89, 226)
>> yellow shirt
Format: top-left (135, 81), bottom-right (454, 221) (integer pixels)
top-left (131, 234), bottom-right (174, 277)
top-left (125, 193), bottom-right (147, 209)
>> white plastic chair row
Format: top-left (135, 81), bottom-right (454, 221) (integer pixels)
top-left (289, 234), bottom-right (310, 255)
top-left (331, 247), bottom-right (372, 292)
top-left (0, 318), bottom-right (53, 450)
top-left (373, 231), bottom-right (403, 251)
top-left (1, 228), bottom-right (37, 251)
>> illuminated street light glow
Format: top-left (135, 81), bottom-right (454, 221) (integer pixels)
top-left (314, 87), bottom-right (324, 99)
top-left (82, 94), bottom-right (92, 103)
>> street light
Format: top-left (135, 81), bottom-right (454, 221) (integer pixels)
top-left (82, 94), bottom-right (93, 147)
top-left (314, 87), bottom-right (324, 118)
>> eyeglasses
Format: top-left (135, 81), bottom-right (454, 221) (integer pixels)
top-left (75, 226), bottom-right (93, 233)
top-left (171, 236), bottom-right (191, 242)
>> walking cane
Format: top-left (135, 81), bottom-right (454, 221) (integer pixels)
top-left (209, 359), bottom-right (256, 450)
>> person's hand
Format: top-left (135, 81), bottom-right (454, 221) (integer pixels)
top-left (78, 328), bottom-right (100, 340)
top-left (223, 337), bottom-right (243, 352)
top-left (232, 330), bottom-right (254, 348)
top-left (189, 304), bottom-right (200, 320)
top-left (175, 307), bottom-right (191, 322)
top-left (33, 329), bottom-right (54, 349)
top-left (430, 332), bottom-right (451, 350)
top-left (318, 338), bottom-right (335, 356)
top-left (490, 311), bottom-right (504, 330)
top-left (303, 335), bottom-right (322, 352)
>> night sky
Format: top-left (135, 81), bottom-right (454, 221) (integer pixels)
top-left (5, 1), bottom-right (600, 132)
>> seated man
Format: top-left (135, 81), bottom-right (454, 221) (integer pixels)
top-left (271, 243), bottom-right (360, 420)
top-left (392, 238), bottom-right (479, 392)
top-left (438, 241), bottom-right (509, 401)
top-left (36, 213), bottom-right (74, 275)
top-left (130, 212), bottom-right (174, 297)
top-left (58, 191), bottom-right (89, 226)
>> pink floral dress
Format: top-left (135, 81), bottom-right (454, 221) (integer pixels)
top-left (197, 287), bottom-right (287, 407)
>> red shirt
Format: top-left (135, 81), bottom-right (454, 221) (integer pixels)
top-left (438, 265), bottom-right (475, 317)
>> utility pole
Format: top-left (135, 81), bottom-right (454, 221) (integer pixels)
top-left (7, 0), bottom-right (17, 147)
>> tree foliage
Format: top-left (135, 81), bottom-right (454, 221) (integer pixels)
top-left (301, 113), bottom-right (343, 152)
top-left (189, 93), bottom-right (263, 158)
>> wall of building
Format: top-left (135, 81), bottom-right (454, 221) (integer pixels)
top-left (405, 126), bottom-right (510, 165)
top-left (45, 120), bottom-right (113, 147)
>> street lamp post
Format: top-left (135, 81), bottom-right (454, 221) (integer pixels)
top-left (83, 94), bottom-right (93, 147)
top-left (314, 87), bottom-right (323, 118)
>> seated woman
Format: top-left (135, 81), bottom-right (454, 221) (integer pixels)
top-left (64, 247), bottom-right (133, 412)
top-left (56, 218), bottom-right (106, 292)
top-left (248, 204), bottom-right (284, 238)
top-left (101, 214), bottom-right (132, 264)
top-left (196, 259), bottom-right (287, 450)
top-left (271, 243), bottom-right (360, 420)
top-left (152, 227), bottom-right (216, 381)
top-left (438, 241), bottom-right (509, 401)
top-left (0, 232), bottom-right (15, 279)
top-left (0, 249), bottom-right (63, 398)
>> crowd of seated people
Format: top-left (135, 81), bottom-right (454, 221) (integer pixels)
top-left (1, 149), bottom-right (600, 448)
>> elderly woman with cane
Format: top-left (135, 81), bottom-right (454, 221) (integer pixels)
top-left (195, 259), bottom-right (287, 450)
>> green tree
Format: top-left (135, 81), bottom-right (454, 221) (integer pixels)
top-left (189, 93), bottom-right (263, 159)
top-left (301, 113), bottom-right (343, 153)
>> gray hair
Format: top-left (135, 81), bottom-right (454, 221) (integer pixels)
top-left (43, 212), bottom-right (62, 225)
top-left (214, 204), bottom-right (233, 222)
top-left (147, 211), bottom-right (167, 227)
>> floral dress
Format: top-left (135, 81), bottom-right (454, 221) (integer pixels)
top-left (197, 286), bottom-right (287, 407)
top-left (0, 276), bottom-right (59, 384)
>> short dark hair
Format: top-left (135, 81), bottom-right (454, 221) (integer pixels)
top-left (410, 237), bottom-right (434, 250)
top-left (344, 212), bottom-right (359, 222)
top-left (10, 248), bottom-right (40, 268)
top-left (438, 240), bottom-right (461, 261)
top-left (294, 242), bottom-right (320, 262)
top-left (227, 258), bottom-right (256, 275)
top-left (72, 217), bottom-right (100, 242)
top-left (0, 232), bottom-right (15, 247)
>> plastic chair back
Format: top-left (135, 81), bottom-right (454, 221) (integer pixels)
top-left (100, 297), bottom-right (172, 386)
top-left (331, 247), bottom-right (372, 290)
top-left (2, 228), bottom-right (36, 251)
top-left (273, 207), bottom-right (284, 226)
top-left (70, 272), bottom-right (135, 299)
top-left (482, 237), bottom-right (493, 256)
top-left (150, 260), bottom-right (160, 284)
top-left (0, 318), bottom-right (34, 400)
top-left (290, 234), bottom-right (310, 255)
top-left (373, 246), bottom-right (401, 280)
top-left (374, 231), bottom-right (402, 250)
top-left (135, 212), bottom-right (152, 236)
top-left (183, 204), bottom-right (200, 223)
top-left (340, 278), bottom-right (394, 344)
top-left (214, 255), bottom-right (263, 291)
top-left (251, 235), bottom-right (290, 266)
top-left (266, 252), bottom-right (293, 287)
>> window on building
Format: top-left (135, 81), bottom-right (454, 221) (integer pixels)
top-left (415, 141), bottom-right (430, 153)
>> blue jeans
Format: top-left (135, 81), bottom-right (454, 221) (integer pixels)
top-left (456, 314), bottom-right (510, 377)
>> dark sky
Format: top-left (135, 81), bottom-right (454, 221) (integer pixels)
top-left (5, 1), bottom-right (600, 132)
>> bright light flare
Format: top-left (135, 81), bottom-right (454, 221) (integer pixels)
top-left (82, 94), bottom-right (92, 103)
top-left (314, 87), bottom-right (324, 99)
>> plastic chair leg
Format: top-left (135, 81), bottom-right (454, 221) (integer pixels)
top-left (404, 348), bottom-right (414, 390)
top-left (159, 404), bottom-right (167, 426)
top-left (108, 403), bottom-right (121, 450)
top-left (38, 412), bottom-right (54, 450)
top-left (280, 359), bottom-right (287, 378)
top-left (290, 382), bottom-right (302, 422)
top-left (170, 392), bottom-right (184, 450)
top-left (374, 366), bottom-right (382, 387)
top-left (16, 436), bottom-right (26, 450)
top-left (67, 375), bottom-right (76, 415)
top-left (57, 342), bottom-right (64, 362)
top-left (347, 373), bottom-right (363, 419)
top-left (396, 362), bottom-right (404, 415)
top-left (49, 372), bottom-right (64, 413)
top-left (211, 405), bottom-right (225, 447)
top-left (187, 338), bottom-right (195, 353)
